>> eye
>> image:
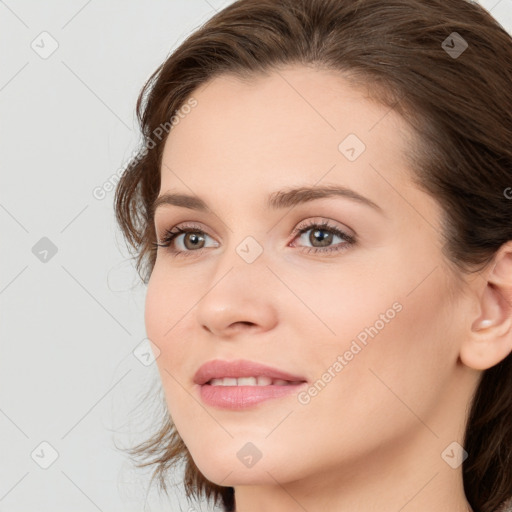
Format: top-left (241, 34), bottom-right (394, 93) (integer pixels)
top-left (289, 219), bottom-right (356, 255)
top-left (152, 223), bottom-right (218, 258)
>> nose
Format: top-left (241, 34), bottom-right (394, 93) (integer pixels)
top-left (194, 251), bottom-right (279, 339)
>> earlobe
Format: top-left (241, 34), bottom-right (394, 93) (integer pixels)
top-left (460, 245), bottom-right (512, 371)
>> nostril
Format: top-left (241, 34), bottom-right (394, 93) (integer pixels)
top-left (229, 321), bottom-right (256, 329)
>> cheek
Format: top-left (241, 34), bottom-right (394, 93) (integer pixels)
top-left (144, 264), bottom-right (207, 406)
top-left (144, 262), bottom-right (193, 342)
top-left (144, 267), bottom-right (191, 389)
top-left (303, 259), bottom-right (459, 437)
top-left (294, 240), bottom-right (454, 389)
top-left (144, 272), bottom-right (167, 346)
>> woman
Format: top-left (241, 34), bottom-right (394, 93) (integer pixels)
top-left (114, 0), bottom-right (512, 511)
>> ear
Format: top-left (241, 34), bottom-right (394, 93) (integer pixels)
top-left (460, 241), bottom-right (512, 370)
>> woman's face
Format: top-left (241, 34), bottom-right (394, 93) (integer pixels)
top-left (145, 66), bottom-right (476, 488)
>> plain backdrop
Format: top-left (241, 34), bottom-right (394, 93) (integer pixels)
top-left (0, 1), bottom-right (511, 511)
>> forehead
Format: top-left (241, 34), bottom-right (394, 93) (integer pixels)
top-left (159, 66), bottom-right (417, 211)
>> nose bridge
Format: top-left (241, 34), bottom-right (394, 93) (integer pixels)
top-left (210, 219), bottom-right (269, 281)
top-left (209, 230), bottom-right (270, 303)
top-left (194, 231), bottom-right (278, 335)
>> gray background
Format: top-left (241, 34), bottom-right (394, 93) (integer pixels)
top-left (0, 1), bottom-right (510, 511)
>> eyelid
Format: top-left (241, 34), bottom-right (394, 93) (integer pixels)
top-left (291, 217), bottom-right (356, 240)
top-left (155, 217), bottom-right (353, 240)
top-left (155, 220), bottom-right (214, 241)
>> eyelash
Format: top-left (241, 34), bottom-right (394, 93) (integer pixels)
top-left (151, 220), bottom-right (356, 258)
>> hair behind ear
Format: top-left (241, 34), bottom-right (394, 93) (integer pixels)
top-left (463, 354), bottom-right (512, 511)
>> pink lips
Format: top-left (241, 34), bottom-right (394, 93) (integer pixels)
top-left (194, 359), bottom-right (308, 410)
top-left (194, 359), bottom-right (307, 385)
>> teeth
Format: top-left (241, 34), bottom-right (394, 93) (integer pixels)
top-left (208, 376), bottom-right (299, 386)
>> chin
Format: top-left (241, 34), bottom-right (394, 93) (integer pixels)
top-left (189, 446), bottom-right (290, 486)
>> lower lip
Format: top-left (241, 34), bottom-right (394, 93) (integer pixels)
top-left (198, 382), bottom-right (307, 409)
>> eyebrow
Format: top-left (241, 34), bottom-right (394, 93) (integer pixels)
top-left (152, 185), bottom-right (383, 215)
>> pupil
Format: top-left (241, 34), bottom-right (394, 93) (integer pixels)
top-left (185, 232), bottom-right (205, 250)
top-left (311, 228), bottom-right (332, 247)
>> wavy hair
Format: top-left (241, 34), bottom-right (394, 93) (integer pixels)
top-left (114, 1), bottom-right (512, 511)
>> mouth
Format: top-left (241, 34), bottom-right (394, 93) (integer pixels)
top-left (194, 359), bottom-right (307, 409)
top-left (193, 358), bottom-right (308, 386)
top-left (205, 376), bottom-right (305, 386)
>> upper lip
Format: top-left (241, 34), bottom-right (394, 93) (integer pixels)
top-left (193, 359), bottom-right (308, 385)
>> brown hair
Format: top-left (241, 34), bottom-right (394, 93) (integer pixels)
top-left (113, 1), bottom-right (512, 511)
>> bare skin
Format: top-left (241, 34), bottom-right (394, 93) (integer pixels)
top-left (145, 65), bottom-right (512, 512)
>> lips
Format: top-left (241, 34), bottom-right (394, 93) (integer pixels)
top-left (193, 359), bottom-right (307, 386)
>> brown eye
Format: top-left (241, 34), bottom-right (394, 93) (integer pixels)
top-left (183, 231), bottom-right (206, 250)
top-left (308, 228), bottom-right (334, 247)
top-left (291, 220), bottom-right (356, 255)
top-left (152, 225), bottom-right (219, 257)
